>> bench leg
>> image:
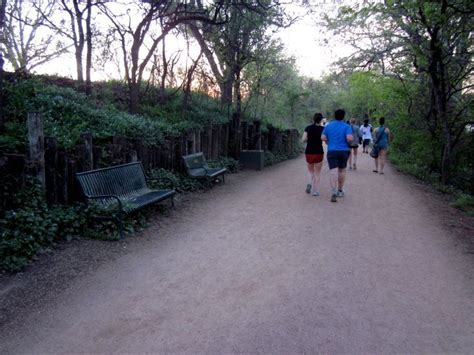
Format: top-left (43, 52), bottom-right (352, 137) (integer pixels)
top-left (170, 196), bottom-right (175, 209)
top-left (222, 174), bottom-right (225, 184)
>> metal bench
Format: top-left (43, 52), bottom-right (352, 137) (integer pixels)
top-left (76, 162), bottom-right (176, 239)
top-left (182, 152), bottom-right (226, 184)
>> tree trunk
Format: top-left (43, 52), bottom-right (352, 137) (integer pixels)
top-left (228, 68), bottom-right (242, 159)
top-left (0, 0), bottom-right (6, 73)
top-left (0, 0), bottom-right (6, 126)
top-left (85, 0), bottom-right (92, 95)
top-left (129, 81), bottom-right (139, 114)
top-left (221, 73), bottom-right (234, 107)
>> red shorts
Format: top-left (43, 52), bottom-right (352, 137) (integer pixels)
top-left (305, 154), bottom-right (324, 164)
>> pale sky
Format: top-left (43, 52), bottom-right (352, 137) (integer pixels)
top-left (13, 2), bottom-right (355, 81)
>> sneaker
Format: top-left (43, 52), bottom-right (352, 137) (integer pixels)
top-left (306, 184), bottom-right (311, 194)
top-left (349, 166), bottom-right (352, 170)
top-left (312, 191), bottom-right (320, 197)
top-left (337, 190), bottom-right (345, 198)
top-left (331, 194), bottom-right (337, 202)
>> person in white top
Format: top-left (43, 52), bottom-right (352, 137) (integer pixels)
top-left (359, 119), bottom-right (373, 153)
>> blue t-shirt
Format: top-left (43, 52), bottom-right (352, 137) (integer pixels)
top-left (322, 120), bottom-right (352, 151)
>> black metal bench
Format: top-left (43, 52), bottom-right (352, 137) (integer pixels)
top-left (182, 152), bottom-right (227, 184)
top-left (76, 162), bottom-right (176, 239)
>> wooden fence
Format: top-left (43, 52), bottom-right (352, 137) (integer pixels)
top-left (0, 113), bottom-right (300, 209)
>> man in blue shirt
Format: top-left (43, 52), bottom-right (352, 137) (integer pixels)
top-left (321, 109), bottom-right (353, 202)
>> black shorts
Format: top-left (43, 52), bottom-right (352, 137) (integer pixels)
top-left (327, 150), bottom-right (350, 169)
top-left (363, 139), bottom-right (371, 147)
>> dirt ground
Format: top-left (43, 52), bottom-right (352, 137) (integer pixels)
top-left (1, 153), bottom-right (473, 353)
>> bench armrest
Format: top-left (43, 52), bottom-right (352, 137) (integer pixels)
top-left (86, 194), bottom-right (123, 211)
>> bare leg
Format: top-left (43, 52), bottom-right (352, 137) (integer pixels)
top-left (307, 163), bottom-right (315, 183)
top-left (306, 163), bottom-right (314, 193)
top-left (352, 147), bottom-right (358, 168)
top-left (379, 149), bottom-right (387, 173)
top-left (374, 157), bottom-right (379, 172)
top-left (338, 167), bottom-right (346, 191)
top-left (348, 150), bottom-right (353, 168)
top-left (329, 168), bottom-right (338, 191)
top-left (313, 162), bottom-right (323, 193)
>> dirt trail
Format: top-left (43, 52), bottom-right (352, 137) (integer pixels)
top-left (1, 153), bottom-right (473, 353)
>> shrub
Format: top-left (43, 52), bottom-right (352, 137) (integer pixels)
top-left (450, 194), bottom-right (474, 216)
top-left (0, 178), bottom-right (153, 272)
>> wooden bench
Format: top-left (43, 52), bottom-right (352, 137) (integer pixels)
top-left (182, 152), bottom-right (226, 184)
top-left (76, 162), bottom-right (176, 239)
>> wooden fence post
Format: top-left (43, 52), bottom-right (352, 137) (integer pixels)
top-left (80, 132), bottom-right (93, 171)
top-left (248, 124), bottom-right (255, 149)
top-left (195, 128), bottom-right (201, 153)
top-left (241, 122), bottom-right (248, 150)
top-left (212, 125), bottom-right (219, 158)
top-left (254, 120), bottom-right (262, 150)
top-left (223, 124), bottom-right (229, 156)
top-left (45, 137), bottom-right (58, 203)
top-left (268, 125), bottom-right (276, 152)
top-left (27, 112), bottom-right (46, 192)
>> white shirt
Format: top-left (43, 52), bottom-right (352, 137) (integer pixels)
top-left (360, 125), bottom-right (373, 140)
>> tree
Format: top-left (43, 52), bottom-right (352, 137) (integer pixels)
top-left (0, 0), bottom-right (7, 73)
top-left (99, 0), bottom-right (224, 113)
top-left (189, 0), bottom-right (294, 156)
top-left (2, 0), bottom-right (67, 72)
top-left (327, 0), bottom-right (474, 184)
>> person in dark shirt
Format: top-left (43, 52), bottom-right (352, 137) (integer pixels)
top-left (302, 113), bottom-right (325, 196)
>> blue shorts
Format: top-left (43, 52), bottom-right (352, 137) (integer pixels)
top-left (327, 150), bottom-right (350, 169)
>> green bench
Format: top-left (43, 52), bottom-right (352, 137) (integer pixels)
top-left (76, 162), bottom-right (176, 239)
top-left (182, 152), bottom-right (226, 184)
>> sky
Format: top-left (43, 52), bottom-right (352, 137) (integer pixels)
top-left (8, 1), bottom-right (355, 81)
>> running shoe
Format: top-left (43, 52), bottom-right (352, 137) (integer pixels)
top-left (312, 191), bottom-right (320, 197)
top-left (331, 194), bottom-right (337, 202)
top-left (337, 190), bottom-right (345, 198)
top-left (306, 184), bottom-right (311, 194)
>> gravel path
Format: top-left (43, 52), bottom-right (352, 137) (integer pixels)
top-left (1, 153), bottom-right (473, 353)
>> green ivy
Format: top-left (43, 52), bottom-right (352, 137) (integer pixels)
top-left (0, 178), bottom-right (152, 272)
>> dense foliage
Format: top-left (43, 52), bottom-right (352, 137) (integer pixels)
top-left (0, 75), bottom-right (234, 154)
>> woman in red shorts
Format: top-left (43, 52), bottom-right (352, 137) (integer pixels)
top-left (302, 113), bottom-right (324, 196)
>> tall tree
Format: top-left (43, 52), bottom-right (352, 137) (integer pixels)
top-left (39, 0), bottom-right (97, 94)
top-left (0, 0), bottom-right (7, 73)
top-left (327, 0), bottom-right (474, 184)
top-left (0, 0), bottom-right (7, 127)
top-left (189, 0), bottom-right (294, 156)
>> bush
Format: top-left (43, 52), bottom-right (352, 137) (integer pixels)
top-left (148, 157), bottom-right (239, 192)
top-left (450, 194), bottom-right (474, 216)
top-left (0, 178), bottom-right (155, 272)
top-left (265, 151), bottom-right (289, 166)
top-left (0, 179), bottom-right (89, 272)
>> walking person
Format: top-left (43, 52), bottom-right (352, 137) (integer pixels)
top-left (321, 109), bottom-right (353, 202)
top-left (372, 117), bottom-right (392, 174)
top-left (348, 118), bottom-right (361, 170)
top-left (302, 113), bottom-right (325, 196)
top-left (359, 119), bottom-right (373, 153)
